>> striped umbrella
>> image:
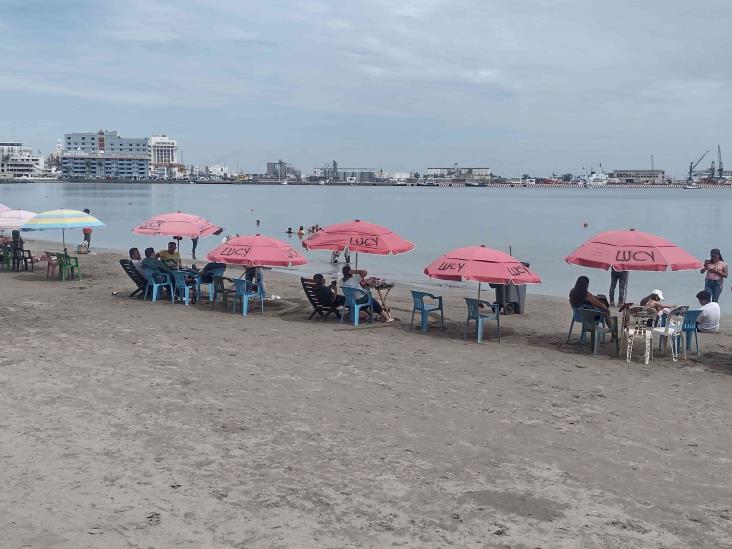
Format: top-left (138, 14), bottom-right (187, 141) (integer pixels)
top-left (0, 203), bottom-right (10, 213)
top-left (0, 209), bottom-right (37, 231)
top-left (21, 209), bottom-right (105, 251)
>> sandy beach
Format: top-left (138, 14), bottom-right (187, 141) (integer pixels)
top-left (2, 241), bottom-right (731, 548)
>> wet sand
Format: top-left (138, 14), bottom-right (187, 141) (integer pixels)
top-left (1, 242), bottom-right (731, 548)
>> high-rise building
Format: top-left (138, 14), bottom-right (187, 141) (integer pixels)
top-left (149, 134), bottom-right (185, 178)
top-left (60, 130), bottom-right (150, 178)
top-left (0, 142), bottom-right (40, 178)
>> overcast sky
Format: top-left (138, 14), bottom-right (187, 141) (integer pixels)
top-left (1, 0), bottom-right (730, 176)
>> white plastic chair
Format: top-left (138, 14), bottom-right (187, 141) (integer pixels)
top-left (652, 306), bottom-right (689, 361)
top-left (625, 306), bottom-right (657, 364)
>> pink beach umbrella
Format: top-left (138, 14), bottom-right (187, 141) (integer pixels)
top-left (132, 211), bottom-right (223, 239)
top-left (302, 219), bottom-right (414, 267)
top-left (564, 230), bottom-right (702, 272)
top-left (0, 203), bottom-right (10, 213)
top-left (206, 234), bottom-right (308, 267)
top-left (425, 245), bottom-right (541, 298)
top-left (0, 209), bottom-right (36, 231)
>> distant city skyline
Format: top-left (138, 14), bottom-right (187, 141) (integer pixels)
top-left (1, 0), bottom-right (731, 177)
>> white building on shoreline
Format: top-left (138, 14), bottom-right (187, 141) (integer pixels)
top-left (0, 142), bottom-right (41, 178)
top-left (61, 130), bottom-right (150, 179)
top-left (150, 134), bottom-right (186, 178)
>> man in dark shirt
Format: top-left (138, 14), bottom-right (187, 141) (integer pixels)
top-left (141, 247), bottom-right (175, 281)
top-left (313, 273), bottom-right (345, 311)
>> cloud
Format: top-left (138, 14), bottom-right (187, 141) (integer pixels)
top-left (0, 0), bottom-right (731, 175)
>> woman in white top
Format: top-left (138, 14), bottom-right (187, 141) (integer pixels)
top-left (341, 265), bottom-right (393, 322)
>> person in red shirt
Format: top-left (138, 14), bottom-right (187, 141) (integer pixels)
top-left (82, 208), bottom-right (92, 249)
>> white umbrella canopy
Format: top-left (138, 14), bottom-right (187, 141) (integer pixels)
top-left (0, 209), bottom-right (36, 231)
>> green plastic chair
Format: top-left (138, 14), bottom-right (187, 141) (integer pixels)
top-left (55, 252), bottom-right (81, 281)
top-left (0, 246), bottom-right (11, 270)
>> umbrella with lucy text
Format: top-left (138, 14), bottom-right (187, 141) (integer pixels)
top-left (132, 211), bottom-right (222, 239)
top-left (206, 234), bottom-right (308, 267)
top-left (425, 244), bottom-right (541, 299)
top-left (564, 229), bottom-right (702, 272)
top-left (302, 219), bottom-right (414, 268)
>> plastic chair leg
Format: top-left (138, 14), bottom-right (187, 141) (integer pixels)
top-left (242, 296), bottom-right (249, 316)
top-left (410, 309), bottom-right (416, 328)
top-left (464, 319), bottom-right (469, 339)
top-left (440, 308), bottom-right (445, 328)
top-left (420, 310), bottom-right (428, 333)
top-left (626, 332), bottom-right (634, 363)
top-left (644, 333), bottom-right (652, 365)
top-left (567, 319), bottom-right (575, 342)
top-left (476, 318), bottom-right (484, 343)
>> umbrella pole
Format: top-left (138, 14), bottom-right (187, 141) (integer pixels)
top-left (478, 282), bottom-right (481, 300)
top-left (355, 251), bottom-right (358, 270)
top-left (62, 228), bottom-right (66, 253)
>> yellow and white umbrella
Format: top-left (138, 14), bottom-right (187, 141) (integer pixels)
top-left (21, 209), bottom-right (104, 251)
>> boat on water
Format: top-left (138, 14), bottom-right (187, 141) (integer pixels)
top-left (586, 170), bottom-right (609, 187)
top-left (683, 183), bottom-right (700, 189)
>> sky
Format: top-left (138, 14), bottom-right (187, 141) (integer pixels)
top-left (1, 0), bottom-right (730, 177)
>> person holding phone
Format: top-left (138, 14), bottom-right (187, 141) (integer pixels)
top-left (701, 248), bottom-right (727, 302)
top-left (313, 273), bottom-right (345, 311)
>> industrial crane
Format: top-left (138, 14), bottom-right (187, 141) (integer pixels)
top-left (687, 150), bottom-right (709, 184)
top-left (718, 145), bottom-right (724, 181)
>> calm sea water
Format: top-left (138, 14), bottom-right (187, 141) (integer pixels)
top-left (1, 182), bottom-right (728, 305)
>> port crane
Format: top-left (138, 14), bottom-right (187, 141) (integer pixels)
top-left (687, 150), bottom-right (709, 184)
top-left (718, 145), bottom-right (724, 181)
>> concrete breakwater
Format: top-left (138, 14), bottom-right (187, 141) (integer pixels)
top-left (13, 177), bottom-right (732, 189)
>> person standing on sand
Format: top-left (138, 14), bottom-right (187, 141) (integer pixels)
top-left (191, 237), bottom-right (199, 260)
top-left (609, 267), bottom-right (629, 307)
top-left (82, 208), bottom-right (92, 249)
top-left (701, 248), bottom-right (727, 302)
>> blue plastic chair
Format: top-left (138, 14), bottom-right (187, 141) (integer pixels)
top-left (232, 278), bottom-right (263, 316)
top-left (143, 270), bottom-right (174, 303)
top-left (680, 309), bottom-right (703, 355)
top-left (579, 307), bottom-right (618, 357)
top-left (410, 290), bottom-right (444, 332)
top-left (171, 271), bottom-right (196, 305)
top-left (464, 298), bottom-right (500, 342)
top-left (200, 268), bottom-right (226, 303)
top-left (341, 286), bottom-right (373, 326)
top-left (567, 307), bottom-right (586, 342)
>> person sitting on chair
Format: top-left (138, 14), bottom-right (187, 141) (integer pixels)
top-left (569, 276), bottom-right (610, 315)
top-left (341, 265), bottom-right (393, 322)
top-left (141, 247), bottom-right (175, 279)
top-left (129, 247), bottom-right (145, 275)
top-left (197, 262), bottom-right (226, 284)
top-left (695, 290), bottom-right (720, 333)
top-left (244, 266), bottom-right (264, 293)
top-left (158, 241), bottom-right (181, 269)
top-left (313, 273), bottom-right (345, 314)
top-left (640, 289), bottom-right (675, 314)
